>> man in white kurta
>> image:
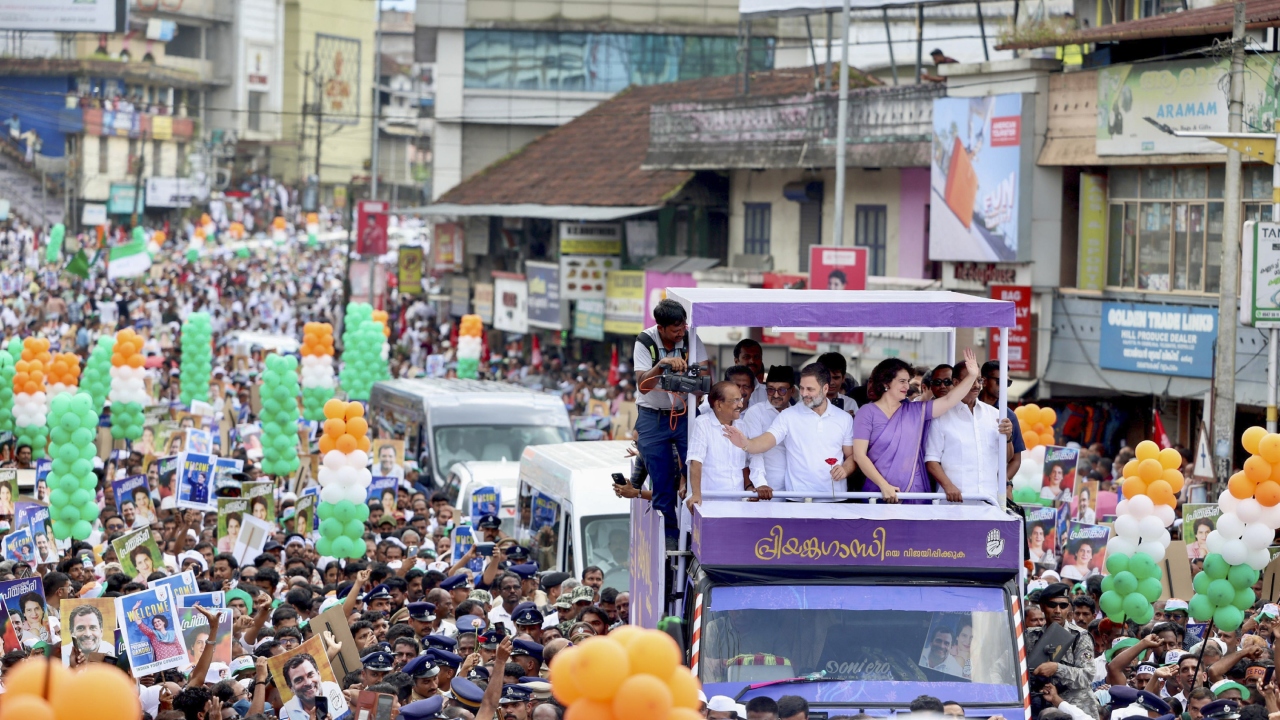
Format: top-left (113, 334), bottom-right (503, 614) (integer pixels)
top-left (923, 362), bottom-right (1010, 502)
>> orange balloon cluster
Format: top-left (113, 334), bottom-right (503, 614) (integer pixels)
top-left (0, 657), bottom-right (140, 720)
top-left (1014, 404), bottom-right (1056, 450)
top-left (319, 399), bottom-right (370, 455)
top-left (272, 216), bottom-right (287, 231)
top-left (229, 222), bottom-right (246, 240)
top-left (460, 314), bottom-right (484, 338)
top-left (306, 212), bottom-right (319, 225)
top-left (372, 310), bottom-right (390, 338)
top-left (200, 213), bottom-right (212, 226)
top-left (1228, 426), bottom-right (1280, 505)
top-left (551, 628), bottom-right (703, 720)
top-left (13, 338), bottom-right (51, 395)
top-left (111, 329), bottom-right (145, 369)
top-left (48, 353), bottom-right (81, 387)
top-left (302, 323), bottom-right (335, 357)
top-left (1118, 440), bottom-right (1184, 508)
top-left (151, 230), bottom-right (166, 246)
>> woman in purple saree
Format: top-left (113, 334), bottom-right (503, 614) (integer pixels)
top-left (852, 349), bottom-right (980, 502)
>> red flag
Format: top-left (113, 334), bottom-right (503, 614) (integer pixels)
top-left (1153, 409), bottom-right (1172, 449)
top-left (531, 334), bottom-right (543, 371)
top-left (608, 345), bottom-right (619, 386)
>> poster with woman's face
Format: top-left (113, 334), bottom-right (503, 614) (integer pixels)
top-left (1183, 504), bottom-right (1222, 560)
top-left (1073, 480), bottom-right (1100, 523)
top-left (111, 526), bottom-right (164, 578)
top-left (179, 606), bottom-right (231, 667)
top-left (917, 612), bottom-right (974, 680)
top-left (1060, 522), bottom-right (1111, 581)
top-left (0, 468), bottom-right (17, 516)
top-left (115, 585), bottom-right (188, 676)
top-left (0, 577), bottom-right (46, 652)
top-left (1023, 506), bottom-right (1058, 567)
top-left (242, 481), bottom-right (275, 525)
top-left (217, 498), bottom-right (249, 555)
top-left (1041, 446), bottom-right (1080, 506)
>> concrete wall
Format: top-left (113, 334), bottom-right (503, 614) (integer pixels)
top-left (728, 166), bottom-right (929, 278)
top-left (460, 124), bottom-right (550, 179)
top-left (81, 135), bottom-right (182, 201)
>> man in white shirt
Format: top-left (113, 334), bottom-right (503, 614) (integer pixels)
top-left (687, 382), bottom-right (771, 507)
top-left (924, 361), bottom-right (1012, 502)
top-left (732, 339), bottom-right (769, 408)
top-left (919, 625), bottom-right (965, 676)
top-left (725, 364), bottom-right (854, 500)
top-left (740, 365), bottom-right (795, 493)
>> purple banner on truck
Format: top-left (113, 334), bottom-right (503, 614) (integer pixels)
top-left (629, 499), bottom-right (665, 627)
top-left (692, 511), bottom-right (1022, 572)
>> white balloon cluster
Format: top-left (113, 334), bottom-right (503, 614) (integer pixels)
top-left (300, 355), bottom-right (336, 389)
top-left (1208, 490), bottom-right (1280, 571)
top-left (13, 391), bottom-right (47, 428)
top-left (45, 382), bottom-right (74, 408)
top-left (108, 365), bottom-right (148, 405)
top-left (1108, 494), bottom-right (1173, 563)
top-left (318, 448), bottom-right (372, 506)
top-left (457, 335), bottom-right (482, 361)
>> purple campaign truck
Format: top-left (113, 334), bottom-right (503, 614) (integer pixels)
top-left (629, 288), bottom-right (1029, 718)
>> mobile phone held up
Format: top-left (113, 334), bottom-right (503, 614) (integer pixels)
top-left (611, 472), bottom-right (628, 486)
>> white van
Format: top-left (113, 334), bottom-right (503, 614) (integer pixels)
top-left (369, 378), bottom-right (572, 493)
top-left (449, 460), bottom-right (521, 536)
top-left (515, 441), bottom-right (632, 591)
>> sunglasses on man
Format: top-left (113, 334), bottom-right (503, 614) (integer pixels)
top-left (983, 375), bottom-right (1014, 387)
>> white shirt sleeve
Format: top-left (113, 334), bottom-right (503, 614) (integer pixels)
top-left (749, 451), bottom-right (769, 487)
top-left (766, 410), bottom-right (789, 446)
top-left (1057, 700), bottom-right (1093, 720)
top-left (633, 338), bottom-right (654, 374)
top-left (924, 416), bottom-right (945, 464)
top-left (841, 413), bottom-right (855, 447)
top-left (687, 415), bottom-right (709, 465)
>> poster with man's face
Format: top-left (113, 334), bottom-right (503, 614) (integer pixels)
top-left (60, 598), bottom-right (116, 665)
top-left (371, 439), bottom-right (405, 479)
top-left (266, 634), bottom-right (352, 720)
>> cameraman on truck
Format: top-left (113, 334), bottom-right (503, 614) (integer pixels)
top-left (634, 299), bottom-right (708, 540)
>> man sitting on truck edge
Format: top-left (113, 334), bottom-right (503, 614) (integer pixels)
top-left (723, 363), bottom-right (854, 501)
top-left (633, 298), bottom-right (708, 537)
top-left (1027, 583), bottom-right (1101, 718)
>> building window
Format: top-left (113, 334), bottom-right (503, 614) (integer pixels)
top-left (798, 201), bottom-right (822, 273)
top-left (855, 204), bottom-right (887, 276)
top-left (248, 91), bottom-right (265, 132)
top-left (97, 137), bottom-right (109, 174)
top-left (744, 203), bottom-right (771, 255)
top-left (1105, 166), bottom-right (1241, 294)
top-left (153, 141), bottom-right (162, 176)
top-left (464, 30), bottom-right (775, 93)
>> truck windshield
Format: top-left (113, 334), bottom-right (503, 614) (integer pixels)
top-left (581, 515), bottom-right (629, 591)
top-left (701, 585), bottom-right (1018, 698)
top-left (434, 425), bottom-right (570, 478)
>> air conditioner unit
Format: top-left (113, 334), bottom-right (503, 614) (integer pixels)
top-left (731, 254), bottom-right (773, 271)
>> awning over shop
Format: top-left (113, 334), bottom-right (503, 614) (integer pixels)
top-left (400, 204), bottom-right (662, 221)
top-left (1010, 378), bottom-right (1038, 400)
top-left (1037, 137), bottom-right (1230, 167)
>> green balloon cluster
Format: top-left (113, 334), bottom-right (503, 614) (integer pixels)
top-left (316, 499), bottom-right (370, 559)
top-left (180, 313), bottom-right (214, 406)
top-left (1098, 552), bottom-right (1163, 625)
top-left (236, 247), bottom-right (251, 259)
top-left (6, 337), bottom-right (21, 364)
top-left (45, 224), bottom-right (65, 264)
top-left (341, 320), bottom-right (389, 401)
top-left (1188, 553), bottom-right (1255, 632)
top-left (0, 354), bottom-right (14, 433)
top-left (339, 303), bottom-right (373, 389)
top-left (260, 354), bottom-right (302, 477)
top-left (81, 336), bottom-right (115, 415)
top-left (15, 422), bottom-right (46, 458)
top-left (47, 392), bottom-right (100, 541)
top-left (110, 402), bottom-right (144, 440)
top-left (302, 385), bottom-right (331, 423)
top-left (1012, 487), bottom-right (1050, 506)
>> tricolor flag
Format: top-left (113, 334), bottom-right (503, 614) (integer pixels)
top-left (107, 238), bottom-right (152, 279)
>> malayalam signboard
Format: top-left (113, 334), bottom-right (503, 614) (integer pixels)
top-left (1097, 54), bottom-right (1280, 155)
top-left (560, 222), bottom-right (622, 255)
top-left (930, 93), bottom-right (1030, 263)
top-left (526, 261), bottom-right (563, 330)
top-left (989, 285), bottom-right (1031, 375)
top-left (1078, 173), bottom-right (1108, 291)
top-left (316, 34), bottom-right (362, 125)
top-left (1098, 301), bottom-right (1216, 379)
top-left (1243, 221), bottom-right (1280, 328)
top-left (603, 271), bottom-right (645, 336)
top-left (397, 246), bottom-right (423, 295)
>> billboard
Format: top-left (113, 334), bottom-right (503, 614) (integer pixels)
top-left (1097, 54), bottom-right (1280, 155)
top-left (526, 262), bottom-right (563, 330)
top-left (315, 34), bottom-right (362, 126)
top-left (603, 271), bottom-right (645, 336)
top-left (988, 285), bottom-right (1031, 375)
top-left (929, 94), bottom-right (1029, 262)
top-left (493, 274), bottom-right (529, 334)
top-left (0, 0), bottom-right (122, 32)
top-left (1098, 302), bottom-right (1216, 379)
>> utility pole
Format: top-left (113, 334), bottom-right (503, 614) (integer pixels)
top-left (315, 63), bottom-right (324, 181)
top-left (832, 0), bottom-right (851, 247)
top-left (370, 0), bottom-right (382, 201)
top-left (299, 51), bottom-right (311, 187)
top-left (130, 146), bottom-right (145, 228)
top-left (1213, 1), bottom-right (1246, 484)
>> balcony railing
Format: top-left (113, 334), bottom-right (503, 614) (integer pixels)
top-left (645, 83), bottom-right (944, 170)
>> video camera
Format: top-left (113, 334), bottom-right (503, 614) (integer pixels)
top-left (658, 363), bottom-right (710, 395)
